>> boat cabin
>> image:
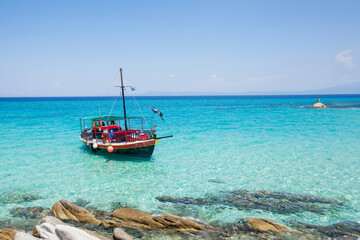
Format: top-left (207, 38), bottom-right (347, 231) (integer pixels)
top-left (80, 115), bottom-right (155, 144)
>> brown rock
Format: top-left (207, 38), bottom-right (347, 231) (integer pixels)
top-left (153, 213), bottom-right (203, 232)
top-left (0, 228), bottom-right (16, 240)
top-left (242, 217), bottom-right (294, 233)
top-left (100, 220), bottom-right (119, 229)
top-left (51, 199), bottom-right (100, 225)
top-left (111, 208), bottom-right (206, 232)
top-left (111, 208), bottom-right (163, 229)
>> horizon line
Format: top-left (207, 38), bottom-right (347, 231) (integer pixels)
top-left (1, 93), bottom-right (360, 98)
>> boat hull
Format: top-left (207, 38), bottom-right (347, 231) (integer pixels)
top-left (80, 137), bottom-right (158, 157)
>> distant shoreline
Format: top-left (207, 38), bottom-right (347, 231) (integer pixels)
top-left (1, 93), bottom-right (360, 101)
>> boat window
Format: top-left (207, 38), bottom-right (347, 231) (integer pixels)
top-left (94, 121), bottom-right (99, 127)
top-left (101, 122), bottom-right (106, 126)
top-left (110, 120), bottom-right (116, 125)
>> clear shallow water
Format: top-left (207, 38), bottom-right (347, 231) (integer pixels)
top-left (0, 95), bottom-right (359, 227)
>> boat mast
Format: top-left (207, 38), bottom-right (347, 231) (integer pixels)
top-left (120, 68), bottom-right (128, 131)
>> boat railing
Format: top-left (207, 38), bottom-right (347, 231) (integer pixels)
top-left (81, 131), bottom-right (93, 141)
top-left (81, 127), bottom-right (155, 144)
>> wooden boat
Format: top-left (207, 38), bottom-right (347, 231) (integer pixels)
top-left (79, 68), bottom-right (171, 157)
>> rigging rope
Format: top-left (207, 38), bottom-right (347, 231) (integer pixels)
top-left (98, 77), bottom-right (119, 116)
top-left (108, 95), bottom-right (118, 116)
top-left (124, 73), bottom-right (172, 136)
top-left (125, 88), bottom-right (151, 130)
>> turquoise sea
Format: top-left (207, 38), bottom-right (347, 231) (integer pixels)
top-left (0, 95), bottom-right (359, 228)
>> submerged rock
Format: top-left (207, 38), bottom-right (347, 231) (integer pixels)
top-left (208, 179), bottom-right (226, 184)
top-left (291, 220), bottom-right (360, 238)
top-left (110, 202), bottom-right (136, 211)
top-left (156, 189), bottom-right (343, 215)
top-left (226, 189), bottom-right (342, 205)
top-left (93, 210), bottom-right (112, 220)
top-left (156, 196), bottom-right (216, 205)
top-left (221, 219), bottom-right (360, 240)
top-left (52, 199), bottom-right (100, 225)
top-left (73, 198), bottom-right (91, 208)
top-left (0, 191), bottom-right (42, 204)
top-left (10, 207), bottom-right (51, 219)
top-left (222, 189), bottom-right (342, 214)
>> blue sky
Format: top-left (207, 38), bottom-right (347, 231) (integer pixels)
top-left (0, 0), bottom-right (359, 96)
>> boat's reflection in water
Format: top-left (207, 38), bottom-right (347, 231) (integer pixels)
top-left (80, 145), bottom-right (153, 162)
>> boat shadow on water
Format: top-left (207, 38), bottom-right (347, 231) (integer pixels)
top-left (79, 145), bottom-right (154, 162)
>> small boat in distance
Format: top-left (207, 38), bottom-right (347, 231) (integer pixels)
top-left (79, 68), bottom-right (172, 157)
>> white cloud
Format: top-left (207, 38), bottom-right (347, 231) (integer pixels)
top-left (335, 49), bottom-right (354, 68)
top-left (210, 74), bottom-right (224, 81)
top-left (168, 74), bottom-right (175, 78)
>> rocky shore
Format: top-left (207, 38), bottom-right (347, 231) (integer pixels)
top-left (1, 190), bottom-right (360, 239)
